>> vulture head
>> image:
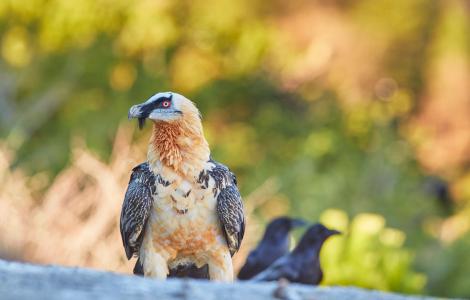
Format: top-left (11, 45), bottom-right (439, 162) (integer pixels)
top-left (128, 92), bottom-right (201, 129)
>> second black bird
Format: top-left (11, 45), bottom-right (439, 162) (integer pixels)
top-left (252, 223), bottom-right (340, 285)
top-left (238, 216), bottom-right (306, 280)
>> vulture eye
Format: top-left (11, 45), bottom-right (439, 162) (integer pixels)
top-left (162, 100), bottom-right (171, 108)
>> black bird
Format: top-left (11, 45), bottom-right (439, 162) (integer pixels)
top-left (252, 223), bottom-right (340, 285)
top-left (238, 217), bottom-right (306, 280)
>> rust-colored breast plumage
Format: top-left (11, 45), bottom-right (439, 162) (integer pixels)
top-left (143, 158), bottom-right (245, 267)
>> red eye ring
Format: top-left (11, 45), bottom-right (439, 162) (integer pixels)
top-left (162, 100), bottom-right (170, 108)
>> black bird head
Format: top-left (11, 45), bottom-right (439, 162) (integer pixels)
top-left (263, 216), bottom-right (307, 242)
top-left (294, 223), bottom-right (341, 254)
top-left (128, 91), bottom-right (201, 129)
top-left (267, 216), bottom-right (307, 231)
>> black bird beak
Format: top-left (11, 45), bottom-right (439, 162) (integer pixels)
top-left (290, 218), bottom-right (307, 228)
top-left (128, 104), bottom-right (146, 129)
top-left (328, 229), bottom-right (342, 236)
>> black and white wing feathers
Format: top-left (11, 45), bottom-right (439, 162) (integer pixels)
top-left (120, 162), bottom-right (156, 259)
top-left (217, 185), bottom-right (245, 256)
top-left (204, 159), bottom-right (245, 256)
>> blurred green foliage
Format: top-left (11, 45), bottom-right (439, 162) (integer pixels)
top-left (320, 209), bottom-right (426, 293)
top-left (0, 0), bottom-right (469, 297)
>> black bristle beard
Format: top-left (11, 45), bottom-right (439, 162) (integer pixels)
top-left (138, 118), bottom-right (146, 130)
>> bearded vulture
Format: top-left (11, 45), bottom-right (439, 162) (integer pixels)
top-left (120, 92), bottom-right (245, 281)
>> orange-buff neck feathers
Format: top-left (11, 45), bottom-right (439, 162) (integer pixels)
top-left (147, 103), bottom-right (210, 176)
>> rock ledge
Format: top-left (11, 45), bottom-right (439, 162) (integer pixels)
top-left (0, 260), bottom-right (443, 300)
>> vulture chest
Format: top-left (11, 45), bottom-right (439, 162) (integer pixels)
top-left (148, 173), bottom-right (224, 261)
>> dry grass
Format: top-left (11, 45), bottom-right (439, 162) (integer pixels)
top-left (0, 125), bottom-right (272, 275)
top-left (0, 126), bottom-right (139, 272)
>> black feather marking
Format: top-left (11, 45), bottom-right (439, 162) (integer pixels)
top-left (174, 208), bottom-right (188, 214)
top-left (120, 162), bottom-right (156, 260)
top-left (197, 169), bottom-right (210, 189)
top-left (156, 174), bottom-right (171, 187)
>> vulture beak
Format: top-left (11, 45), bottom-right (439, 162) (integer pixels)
top-left (128, 104), bottom-right (147, 129)
top-left (128, 104), bottom-right (144, 119)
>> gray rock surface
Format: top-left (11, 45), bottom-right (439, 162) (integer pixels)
top-left (0, 259), bottom-right (448, 300)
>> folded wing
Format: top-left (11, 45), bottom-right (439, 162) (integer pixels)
top-left (208, 159), bottom-right (245, 256)
top-left (120, 162), bottom-right (156, 259)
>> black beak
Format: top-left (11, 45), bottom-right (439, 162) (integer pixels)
top-left (290, 218), bottom-right (307, 228)
top-left (128, 104), bottom-right (147, 129)
top-left (328, 229), bottom-right (342, 236)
